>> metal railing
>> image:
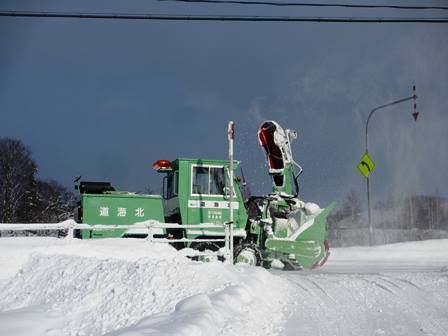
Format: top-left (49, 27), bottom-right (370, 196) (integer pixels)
top-left (0, 220), bottom-right (233, 263)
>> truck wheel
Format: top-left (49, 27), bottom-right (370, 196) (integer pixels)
top-left (233, 243), bottom-right (263, 266)
top-left (191, 241), bottom-right (223, 262)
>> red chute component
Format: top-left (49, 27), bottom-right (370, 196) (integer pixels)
top-left (258, 121), bottom-right (284, 171)
top-left (412, 85), bottom-right (419, 121)
top-left (152, 159), bottom-right (172, 172)
top-left (258, 121), bottom-right (285, 187)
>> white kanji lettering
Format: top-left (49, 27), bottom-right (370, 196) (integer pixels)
top-left (117, 207), bottom-right (127, 217)
top-left (135, 207), bottom-right (144, 217)
top-left (99, 207), bottom-right (109, 217)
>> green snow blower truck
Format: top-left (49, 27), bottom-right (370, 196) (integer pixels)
top-left (74, 120), bottom-right (335, 269)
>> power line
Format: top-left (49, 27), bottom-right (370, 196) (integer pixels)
top-left (1, 11), bottom-right (448, 23)
top-left (159, 0), bottom-right (448, 11)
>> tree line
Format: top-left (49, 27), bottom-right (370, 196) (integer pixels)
top-left (328, 190), bottom-right (448, 231)
top-left (0, 138), bottom-right (75, 224)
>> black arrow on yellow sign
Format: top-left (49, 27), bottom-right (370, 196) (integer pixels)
top-left (361, 161), bottom-right (371, 172)
top-left (357, 153), bottom-right (375, 178)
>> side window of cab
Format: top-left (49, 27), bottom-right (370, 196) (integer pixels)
top-left (192, 165), bottom-right (226, 196)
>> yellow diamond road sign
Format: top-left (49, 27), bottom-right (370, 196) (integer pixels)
top-left (357, 152), bottom-right (375, 178)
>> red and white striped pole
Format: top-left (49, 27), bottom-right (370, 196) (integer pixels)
top-left (227, 121), bottom-right (235, 264)
top-left (412, 85), bottom-right (419, 121)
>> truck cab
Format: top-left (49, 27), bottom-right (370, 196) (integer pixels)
top-left (156, 158), bottom-right (248, 241)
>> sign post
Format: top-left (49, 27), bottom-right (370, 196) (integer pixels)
top-left (362, 86), bottom-right (418, 245)
top-left (357, 152), bottom-right (376, 245)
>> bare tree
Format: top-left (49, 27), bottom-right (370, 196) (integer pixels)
top-left (33, 180), bottom-right (75, 223)
top-left (0, 138), bottom-right (37, 223)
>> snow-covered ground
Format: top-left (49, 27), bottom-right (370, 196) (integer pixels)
top-left (0, 237), bottom-right (291, 336)
top-left (0, 237), bottom-right (447, 335)
top-left (278, 240), bottom-right (448, 336)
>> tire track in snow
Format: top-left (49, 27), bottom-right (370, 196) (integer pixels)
top-left (358, 273), bottom-right (448, 336)
top-left (377, 276), bottom-right (403, 290)
top-left (284, 274), bottom-right (359, 336)
top-left (283, 275), bottom-right (337, 336)
top-left (392, 277), bottom-right (420, 289)
top-left (278, 270), bottom-right (448, 336)
top-left (305, 276), bottom-right (357, 336)
top-left (301, 277), bottom-right (334, 300)
top-left (369, 273), bottom-right (448, 335)
top-left (359, 277), bottom-right (395, 294)
top-left (377, 273), bottom-right (448, 336)
top-left (288, 280), bottom-right (311, 295)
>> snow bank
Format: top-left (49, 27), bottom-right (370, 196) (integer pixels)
top-left (0, 237), bottom-right (292, 336)
top-left (0, 237), bottom-right (184, 282)
top-left (107, 266), bottom-right (287, 336)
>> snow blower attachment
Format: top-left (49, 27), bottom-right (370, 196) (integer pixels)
top-left (75, 120), bottom-right (334, 269)
top-left (243, 120), bottom-right (336, 269)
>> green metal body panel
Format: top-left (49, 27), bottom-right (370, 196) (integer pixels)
top-left (265, 202), bottom-right (336, 268)
top-left (80, 193), bottom-right (164, 238)
top-left (295, 202), bottom-right (336, 242)
top-left (265, 240), bottom-right (323, 268)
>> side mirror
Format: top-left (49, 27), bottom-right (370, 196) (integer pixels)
top-left (223, 186), bottom-right (230, 199)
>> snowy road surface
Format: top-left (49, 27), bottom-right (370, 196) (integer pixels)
top-left (0, 237), bottom-right (447, 335)
top-left (277, 240), bottom-right (448, 336)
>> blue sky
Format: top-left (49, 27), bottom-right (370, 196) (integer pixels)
top-left (1, 0), bottom-right (447, 208)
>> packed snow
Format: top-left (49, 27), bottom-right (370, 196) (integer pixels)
top-left (0, 237), bottom-right (292, 336)
top-left (279, 239), bottom-right (448, 336)
top-left (0, 237), bottom-right (447, 335)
